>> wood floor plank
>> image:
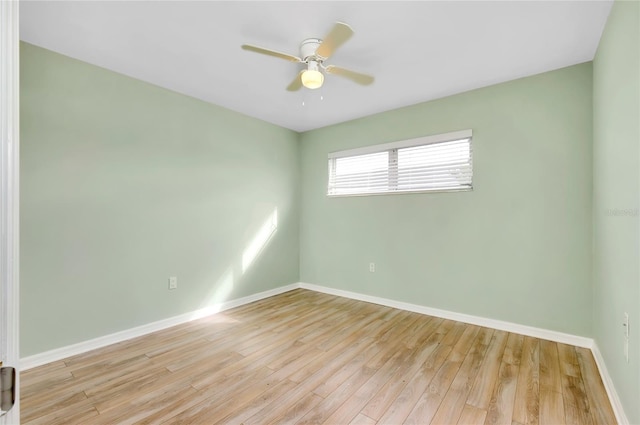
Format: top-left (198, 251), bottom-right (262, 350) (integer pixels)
top-left (458, 404), bottom-right (489, 425)
top-left (539, 339), bottom-right (562, 391)
top-left (244, 389), bottom-right (322, 425)
top-left (22, 355), bottom-right (154, 409)
top-left (298, 364), bottom-right (378, 424)
top-left (349, 413), bottom-right (378, 425)
top-left (20, 371), bottom-right (75, 404)
top-left (403, 358), bottom-right (465, 424)
top-left (484, 362), bottom-right (518, 425)
top-left (208, 378), bottom-right (300, 424)
top-left (289, 335), bottom-right (376, 384)
top-left (90, 385), bottom-right (198, 425)
top-left (188, 334), bottom-right (303, 390)
top-left (376, 342), bottom-right (457, 424)
top-left (359, 324), bottom-right (457, 420)
top-left (512, 336), bottom-right (540, 425)
top-left (91, 358), bottom-right (213, 416)
top-left (321, 341), bottom-right (424, 424)
top-left (134, 366), bottom-right (275, 425)
top-left (557, 342), bottom-right (592, 425)
top-left (20, 290), bottom-right (617, 425)
top-left (21, 391), bottom-right (88, 424)
top-left (467, 330), bottom-right (509, 409)
top-left (403, 315), bottom-right (439, 349)
top-left (503, 333), bottom-right (524, 366)
top-left (311, 338), bottom-right (393, 399)
top-left (196, 365), bottom-right (296, 423)
top-left (20, 360), bottom-right (69, 389)
top-left (71, 352), bottom-right (152, 380)
top-left (24, 400), bottom-right (99, 425)
top-left (264, 392), bottom-right (324, 425)
top-left (561, 374), bottom-right (594, 425)
top-left (539, 387), bottom-right (565, 424)
top-left (575, 346), bottom-right (618, 425)
top-left (557, 343), bottom-right (581, 378)
top-left (82, 365), bottom-right (170, 398)
top-left (303, 314), bottom-right (442, 424)
top-left (313, 312), bottom-right (422, 398)
top-left (430, 327), bottom-right (492, 425)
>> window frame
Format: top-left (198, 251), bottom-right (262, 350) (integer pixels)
top-left (327, 129), bottom-right (473, 197)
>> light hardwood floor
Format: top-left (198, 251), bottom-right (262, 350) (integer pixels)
top-left (21, 289), bottom-right (617, 424)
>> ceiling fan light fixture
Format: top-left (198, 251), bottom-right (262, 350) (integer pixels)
top-left (301, 60), bottom-right (324, 89)
top-left (301, 69), bottom-right (324, 89)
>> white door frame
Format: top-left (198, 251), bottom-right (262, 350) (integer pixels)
top-left (0, 0), bottom-right (20, 423)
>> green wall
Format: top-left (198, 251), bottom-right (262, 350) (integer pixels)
top-left (300, 63), bottom-right (594, 337)
top-left (20, 43), bottom-right (300, 356)
top-left (593, 1), bottom-right (640, 423)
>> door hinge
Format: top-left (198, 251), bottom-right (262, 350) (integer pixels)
top-left (0, 365), bottom-right (16, 417)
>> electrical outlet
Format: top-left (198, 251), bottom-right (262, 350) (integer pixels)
top-left (369, 262), bottom-right (375, 272)
top-left (168, 276), bottom-right (177, 290)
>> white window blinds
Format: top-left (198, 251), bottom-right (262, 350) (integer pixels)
top-left (328, 130), bottom-right (472, 196)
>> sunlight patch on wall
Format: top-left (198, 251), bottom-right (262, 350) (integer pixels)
top-left (190, 267), bottom-right (235, 320)
top-left (242, 208), bottom-right (278, 273)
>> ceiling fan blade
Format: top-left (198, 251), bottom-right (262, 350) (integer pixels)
top-left (286, 71), bottom-right (304, 91)
top-left (316, 22), bottom-right (354, 59)
top-left (241, 44), bottom-right (302, 63)
top-left (325, 65), bottom-right (374, 85)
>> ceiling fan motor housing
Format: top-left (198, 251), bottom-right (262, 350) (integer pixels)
top-left (300, 38), bottom-right (323, 62)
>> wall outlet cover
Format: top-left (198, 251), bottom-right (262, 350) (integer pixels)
top-left (169, 276), bottom-right (178, 290)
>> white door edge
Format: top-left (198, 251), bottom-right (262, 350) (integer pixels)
top-left (0, 0), bottom-right (20, 423)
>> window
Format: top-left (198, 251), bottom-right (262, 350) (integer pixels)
top-left (327, 130), bottom-right (473, 196)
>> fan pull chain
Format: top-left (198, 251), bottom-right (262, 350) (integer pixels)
top-left (301, 87), bottom-right (324, 106)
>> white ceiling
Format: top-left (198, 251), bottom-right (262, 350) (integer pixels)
top-left (20, 1), bottom-right (612, 132)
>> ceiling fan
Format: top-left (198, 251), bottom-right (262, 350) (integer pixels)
top-left (241, 22), bottom-right (374, 91)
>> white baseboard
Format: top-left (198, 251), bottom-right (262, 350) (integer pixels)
top-left (20, 281), bottom-right (593, 371)
top-left (20, 283), bottom-right (299, 370)
top-left (298, 282), bottom-right (593, 348)
top-left (591, 342), bottom-right (630, 425)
